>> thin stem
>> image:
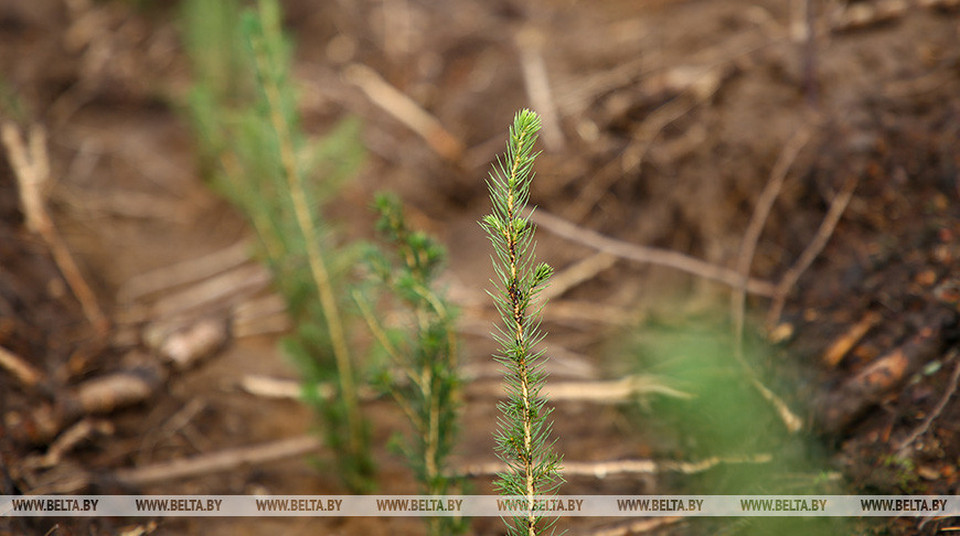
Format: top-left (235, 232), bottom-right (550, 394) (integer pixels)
top-left (483, 110), bottom-right (561, 536)
top-left (353, 290), bottom-right (420, 388)
top-left (248, 27), bottom-right (362, 456)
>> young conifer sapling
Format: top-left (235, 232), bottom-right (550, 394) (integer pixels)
top-left (481, 109), bottom-right (563, 536)
top-left (360, 193), bottom-right (464, 536)
top-left (183, 0), bottom-right (371, 491)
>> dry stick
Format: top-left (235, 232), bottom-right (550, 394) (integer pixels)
top-left (732, 127), bottom-right (811, 358)
top-left (343, 63), bottom-right (465, 163)
top-left (238, 374), bottom-right (380, 401)
top-left (766, 174), bottom-right (860, 329)
top-left (555, 55), bottom-right (645, 117)
top-left (515, 27), bottom-right (565, 152)
top-left (471, 375), bottom-right (692, 402)
top-left (112, 435), bottom-right (324, 488)
top-left (529, 209), bottom-right (777, 296)
top-left (25, 419), bottom-right (114, 470)
top-left (11, 359), bottom-right (167, 445)
top-left (58, 440), bottom-right (766, 492)
top-left (0, 345), bottom-right (44, 388)
top-left (896, 351), bottom-right (960, 455)
top-left (459, 453), bottom-right (772, 478)
top-left (152, 317), bottom-right (229, 371)
top-left (1, 122), bottom-right (109, 335)
top-left (463, 345), bottom-right (600, 380)
top-left (730, 130), bottom-right (811, 434)
top-left (749, 379), bottom-right (803, 434)
top-left (232, 311), bottom-right (291, 338)
top-left (233, 293), bottom-right (287, 322)
top-left (137, 398), bottom-right (206, 466)
top-left (149, 263), bottom-right (271, 319)
top-left (238, 374), bottom-right (689, 404)
top-left (56, 184), bottom-right (188, 223)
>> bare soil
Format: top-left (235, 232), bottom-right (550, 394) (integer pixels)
top-left (2, 0), bottom-right (960, 535)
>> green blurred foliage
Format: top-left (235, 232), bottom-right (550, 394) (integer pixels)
top-left (620, 319), bottom-right (858, 535)
top-left (181, 0), bottom-right (372, 491)
top-left (360, 193), bottom-right (466, 535)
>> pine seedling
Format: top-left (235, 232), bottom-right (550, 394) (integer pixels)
top-left (480, 109), bottom-right (563, 536)
top-left (360, 193), bottom-right (465, 535)
top-left (182, 0), bottom-right (372, 491)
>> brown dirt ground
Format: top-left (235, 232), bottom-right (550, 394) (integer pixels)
top-left (2, 0), bottom-right (960, 535)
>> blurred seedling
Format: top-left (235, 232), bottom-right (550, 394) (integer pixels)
top-left (358, 193), bottom-right (466, 535)
top-left (182, 0), bottom-right (371, 491)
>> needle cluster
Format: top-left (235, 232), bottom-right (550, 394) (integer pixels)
top-left (362, 193), bottom-right (464, 535)
top-left (481, 109), bottom-right (563, 536)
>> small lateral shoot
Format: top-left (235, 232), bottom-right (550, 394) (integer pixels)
top-left (480, 109), bottom-right (563, 536)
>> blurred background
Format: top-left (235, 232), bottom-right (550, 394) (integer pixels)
top-left (2, 0), bottom-right (960, 534)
